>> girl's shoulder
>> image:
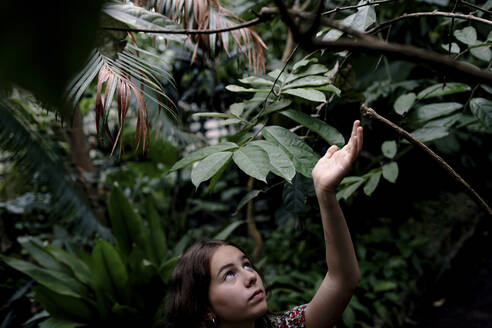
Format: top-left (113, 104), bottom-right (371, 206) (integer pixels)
top-left (268, 304), bottom-right (307, 328)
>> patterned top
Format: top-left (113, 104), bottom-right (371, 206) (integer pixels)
top-left (268, 304), bottom-right (307, 328)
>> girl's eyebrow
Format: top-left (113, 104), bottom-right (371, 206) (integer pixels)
top-left (216, 255), bottom-right (248, 278)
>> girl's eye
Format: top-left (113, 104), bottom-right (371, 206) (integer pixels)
top-left (224, 271), bottom-right (235, 280)
top-left (243, 262), bottom-right (252, 270)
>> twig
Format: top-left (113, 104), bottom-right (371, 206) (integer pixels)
top-left (368, 11), bottom-right (492, 35)
top-left (322, 0), bottom-right (397, 16)
top-left (101, 16), bottom-right (264, 35)
top-left (360, 104), bottom-right (492, 217)
top-left (459, 0), bottom-right (492, 15)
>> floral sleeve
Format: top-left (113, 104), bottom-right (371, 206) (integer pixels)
top-left (268, 304), bottom-right (307, 328)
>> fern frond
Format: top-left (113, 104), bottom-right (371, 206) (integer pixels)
top-left (0, 97), bottom-right (111, 239)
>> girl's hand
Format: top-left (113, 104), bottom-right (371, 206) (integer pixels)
top-left (312, 120), bottom-right (363, 194)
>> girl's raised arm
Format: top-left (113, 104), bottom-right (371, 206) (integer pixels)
top-left (305, 120), bottom-right (363, 328)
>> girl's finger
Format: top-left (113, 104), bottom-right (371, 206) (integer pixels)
top-left (323, 145), bottom-right (338, 159)
top-left (357, 126), bottom-right (363, 154)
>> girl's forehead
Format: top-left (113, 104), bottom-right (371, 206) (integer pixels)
top-left (209, 245), bottom-right (246, 271)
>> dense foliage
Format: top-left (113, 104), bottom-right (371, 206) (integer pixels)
top-left (1, 0), bottom-right (491, 327)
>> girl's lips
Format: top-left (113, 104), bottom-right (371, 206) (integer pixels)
top-left (249, 289), bottom-right (264, 301)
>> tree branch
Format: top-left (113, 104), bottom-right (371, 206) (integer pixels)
top-left (322, 0), bottom-right (397, 16)
top-left (360, 104), bottom-right (491, 217)
top-left (459, 0), bottom-right (492, 16)
top-left (101, 16), bottom-right (264, 35)
top-left (368, 10), bottom-right (492, 35)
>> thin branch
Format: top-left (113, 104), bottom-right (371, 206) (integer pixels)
top-left (368, 11), bottom-right (492, 35)
top-left (459, 0), bottom-right (492, 15)
top-left (322, 0), bottom-right (397, 16)
top-left (101, 16), bottom-right (264, 35)
top-left (360, 104), bottom-right (491, 217)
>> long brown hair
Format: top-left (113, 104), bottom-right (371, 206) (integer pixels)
top-left (164, 240), bottom-right (271, 328)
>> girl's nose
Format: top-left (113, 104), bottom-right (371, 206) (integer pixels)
top-left (244, 270), bottom-right (257, 286)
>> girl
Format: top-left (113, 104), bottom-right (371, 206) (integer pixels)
top-left (166, 121), bottom-right (363, 328)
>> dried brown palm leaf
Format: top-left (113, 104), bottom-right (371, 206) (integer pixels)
top-left (146, 0), bottom-right (266, 72)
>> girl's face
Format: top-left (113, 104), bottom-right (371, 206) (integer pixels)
top-left (208, 245), bottom-right (268, 327)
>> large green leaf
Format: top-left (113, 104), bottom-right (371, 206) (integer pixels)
top-left (251, 140), bottom-right (296, 182)
top-left (159, 257), bottom-right (179, 284)
top-left (454, 26), bottom-right (477, 45)
top-left (470, 44), bottom-right (492, 62)
top-left (108, 186), bottom-right (151, 259)
top-left (382, 162), bottom-right (398, 183)
top-left (470, 98), bottom-right (492, 129)
top-left (170, 142), bottom-right (238, 171)
top-left (91, 240), bottom-right (129, 304)
top-left (279, 109), bottom-right (345, 147)
top-left (214, 221), bottom-right (244, 240)
top-left (261, 99), bottom-right (292, 116)
top-left (416, 83), bottom-right (470, 99)
top-left (381, 141), bottom-right (397, 159)
top-left (0, 256), bottom-right (88, 299)
top-left (283, 64), bottom-right (330, 84)
top-left (409, 102), bottom-right (463, 123)
top-left (33, 285), bottom-right (94, 322)
top-left (17, 237), bottom-right (68, 273)
top-left (235, 190), bottom-right (262, 214)
top-left (393, 93), bottom-right (416, 115)
top-left (145, 198), bottom-right (167, 265)
top-left (226, 85), bottom-right (269, 93)
top-left (282, 88), bottom-right (326, 102)
top-left (44, 246), bottom-right (91, 286)
top-left (191, 152), bottom-right (233, 188)
top-left (363, 171), bottom-right (382, 196)
top-left (233, 145), bottom-right (270, 183)
top-left (336, 177), bottom-right (365, 201)
top-left (262, 126), bottom-right (319, 178)
top-left (410, 126), bottom-right (449, 143)
top-left (284, 76), bottom-right (332, 89)
top-left (103, 3), bottom-right (185, 41)
top-left (238, 76), bottom-right (274, 86)
top-left (282, 174), bottom-right (311, 217)
top-left (39, 318), bottom-right (84, 328)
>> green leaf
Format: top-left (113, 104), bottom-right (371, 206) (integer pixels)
top-left (351, 2), bottom-right (376, 32)
top-left (282, 88), bottom-right (326, 102)
top-left (0, 255), bottom-right (88, 299)
top-left (284, 76), bottom-right (332, 89)
top-left (103, 3), bottom-right (185, 41)
top-left (381, 140), bottom-right (397, 159)
top-left (470, 45), bottom-right (492, 62)
top-left (293, 59), bottom-right (315, 72)
top-left (262, 126), bottom-right (319, 178)
top-left (441, 42), bottom-right (460, 54)
top-left (226, 85), bottom-right (268, 93)
top-left (342, 306), bottom-right (356, 328)
top-left (393, 93), bottom-right (416, 115)
top-left (33, 285), bottom-right (94, 322)
top-left (91, 240), bottom-right (129, 303)
top-left (336, 177), bottom-right (365, 201)
top-left (233, 145), bottom-right (270, 183)
top-left (382, 162), bottom-right (398, 183)
top-left (312, 85), bottom-right (341, 96)
top-left (39, 318), bottom-right (84, 328)
top-left (17, 237), bottom-right (67, 273)
top-left (279, 109), bottom-right (345, 147)
top-left (410, 126), bottom-right (449, 143)
top-left (238, 76), bottom-right (274, 86)
top-left (235, 190), bottom-right (262, 214)
top-left (363, 171), bottom-right (382, 196)
top-left (251, 140), bottom-right (296, 182)
top-left (170, 142), bottom-right (238, 171)
top-left (481, 84), bottom-right (492, 94)
top-left (416, 83), bottom-right (471, 99)
top-left (374, 281), bottom-right (397, 293)
top-left (214, 221), bottom-right (244, 240)
top-left (230, 103), bottom-right (245, 116)
top-left (284, 64), bottom-right (330, 84)
top-left (192, 112), bottom-right (237, 119)
top-left (159, 257), bottom-right (179, 283)
top-left (108, 186), bottom-right (151, 259)
top-left (454, 26), bottom-right (477, 45)
top-left (191, 152), bottom-right (233, 188)
top-left (145, 198), bottom-right (167, 264)
top-left (470, 98), bottom-right (492, 129)
top-left (282, 174), bottom-right (312, 217)
top-left (409, 102), bottom-right (463, 123)
top-left (44, 246), bottom-right (91, 286)
top-left (488, 30), bottom-right (492, 41)
top-left (261, 99), bottom-right (292, 116)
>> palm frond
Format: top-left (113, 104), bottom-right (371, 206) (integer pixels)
top-left (150, 0), bottom-right (266, 73)
top-left (0, 97), bottom-right (111, 239)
